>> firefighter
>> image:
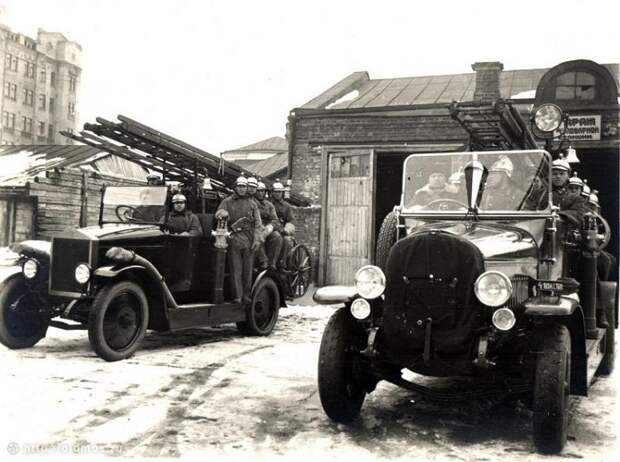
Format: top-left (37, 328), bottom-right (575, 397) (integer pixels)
top-left (551, 156), bottom-right (589, 220)
top-left (567, 172), bottom-right (584, 197)
top-left (254, 181), bottom-right (283, 270)
top-left (270, 179), bottom-right (295, 269)
top-left (162, 193), bottom-right (203, 236)
top-left (216, 175), bottom-right (262, 304)
top-left (480, 156), bottom-right (524, 210)
top-left (247, 176), bottom-right (259, 201)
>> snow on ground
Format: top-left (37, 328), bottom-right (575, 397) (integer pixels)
top-left (0, 290), bottom-right (617, 460)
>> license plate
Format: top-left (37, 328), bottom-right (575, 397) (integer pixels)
top-left (537, 281), bottom-right (563, 292)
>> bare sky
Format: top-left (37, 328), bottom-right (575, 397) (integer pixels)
top-left (2, 0), bottom-right (619, 154)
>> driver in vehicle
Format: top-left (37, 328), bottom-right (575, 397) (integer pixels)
top-left (411, 171), bottom-right (458, 206)
top-left (161, 193), bottom-right (203, 236)
top-left (480, 156), bottom-right (525, 210)
top-left (551, 157), bottom-right (589, 219)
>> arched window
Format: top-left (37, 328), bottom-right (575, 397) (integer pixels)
top-left (535, 60), bottom-right (618, 109)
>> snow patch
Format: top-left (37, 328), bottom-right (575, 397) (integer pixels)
top-left (510, 89), bottom-right (535, 99)
top-left (0, 150), bottom-right (64, 185)
top-left (326, 90), bottom-right (360, 109)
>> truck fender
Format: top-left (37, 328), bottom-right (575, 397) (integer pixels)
top-left (252, 268), bottom-right (287, 307)
top-left (94, 265), bottom-right (146, 278)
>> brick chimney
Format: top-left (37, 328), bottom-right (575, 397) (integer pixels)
top-left (472, 61), bottom-right (504, 101)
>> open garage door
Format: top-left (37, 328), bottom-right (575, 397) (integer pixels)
top-left (321, 149), bottom-right (374, 285)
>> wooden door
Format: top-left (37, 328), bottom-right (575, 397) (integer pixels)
top-left (323, 149), bottom-right (374, 284)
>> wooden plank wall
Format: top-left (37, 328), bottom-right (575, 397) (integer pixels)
top-left (0, 195), bottom-right (36, 246)
top-left (28, 169), bottom-right (142, 240)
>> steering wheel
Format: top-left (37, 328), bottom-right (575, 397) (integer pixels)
top-left (423, 198), bottom-right (469, 211)
top-left (592, 211), bottom-right (611, 251)
top-left (115, 205), bottom-right (139, 222)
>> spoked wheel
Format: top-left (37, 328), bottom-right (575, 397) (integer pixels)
top-left (318, 307), bottom-right (366, 423)
top-left (533, 323), bottom-right (571, 454)
top-left (236, 277), bottom-right (280, 336)
top-left (0, 276), bottom-right (49, 349)
top-left (88, 281), bottom-right (149, 361)
top-left (287, 244), bottom-right (312, 298)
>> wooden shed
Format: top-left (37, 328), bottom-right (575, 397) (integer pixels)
top-left (0, 145), bottom-right (149, 245)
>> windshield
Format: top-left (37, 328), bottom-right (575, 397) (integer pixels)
top-left (101, 186), bottom-right (168, 224)
top-left (401, 150), bottom-right (551, 214)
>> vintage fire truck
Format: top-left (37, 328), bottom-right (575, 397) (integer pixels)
top-left (314, 101), bottom-right (617, 454)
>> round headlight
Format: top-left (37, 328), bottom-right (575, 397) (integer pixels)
top-left (474, 271), bottom-right (512, 307)
top-left (351, 298), bottom-right (371, 320)
top-left (22, 259), bottom-right (38, 279)
top-left (355, 265), bottom-right (386, 299)
top-left (74, 263), bottom-right (91, 284)
top-left (492, 307), bottom-right (516, 331)
top-left (534, 103), bottom-right (563, 132)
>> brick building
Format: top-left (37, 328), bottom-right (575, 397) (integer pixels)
top-left (0, 10), bottom-right (81, 145)
top-left (287, 60), bottom-right (620, 284)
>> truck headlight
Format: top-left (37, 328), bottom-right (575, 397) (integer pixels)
top-left (475, 271), bottom-right (512, 307)
top-left (492, 307), bottom-right (516, 331)
top-left (355, 265), bottom-right (386, 299)
top-left (74, 263), bottom-right (91, 284)
top-left (533, 103), bottom-right (563, 132)
top-left (22, 259), bottom-right (39, 279)
top-left (351, 298), bottom-right (371, 320)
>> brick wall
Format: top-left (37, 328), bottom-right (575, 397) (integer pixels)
top-left (292, 205), bottom-right (321, 281)
top-left (472, 61), bottom-right (503, 101)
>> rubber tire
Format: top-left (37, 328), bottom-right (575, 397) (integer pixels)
top-left (236, 277), bottom-right (280, 336)
top-left (533, 323), bottom-right (571, 454)
top-left (88, 281), bottom-right (149, 362)
top-left (318, 307), bottom-right (366, 423)
top-left (375, 211), bottom-right (397, 271)
top-left (598, 281), bottom-right (616, 376)
top-left (0, 276), bottom-right (49, 349)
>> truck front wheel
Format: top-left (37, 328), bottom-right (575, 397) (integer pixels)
top-left (318, 307), bottom-right (366, 423)
top-left (533, 323), bottom-right (571, 454)
top-left (0, 276), bottom-right (49, 349)
top-left (88, 281), bottom-right (149, 361)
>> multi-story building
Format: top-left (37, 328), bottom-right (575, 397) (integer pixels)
top-left (0, 18), bottom-right (81, 145)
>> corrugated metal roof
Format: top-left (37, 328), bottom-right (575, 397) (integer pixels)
top-left (302, 64), bottom-right (620, 110)
top-left (0, 145), bottom-right (148, 186)
top-left (248, 152), bottom-right (288, 179)
top-left (223, 136), bottom-right (288, 154)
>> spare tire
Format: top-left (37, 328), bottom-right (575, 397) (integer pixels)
top-left (375, 211), bottom-right (397, 271)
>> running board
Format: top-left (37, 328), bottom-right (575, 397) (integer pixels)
top-left (50, 320), bottom-right (87, 330)
top-left (167, 301), bottom-right (246, 331)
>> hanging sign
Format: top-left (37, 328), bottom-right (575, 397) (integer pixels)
top-left (564, 115), bottom-right (601, 141)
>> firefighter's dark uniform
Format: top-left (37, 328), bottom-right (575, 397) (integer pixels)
top-left (255, 198), bottom-right (283, 269)
top-left (217, 193), bottom-right (262, 302)
top-left (161, 211), bottom-right (203, 236)
top-left (270, 197), bottom-right (294, 268)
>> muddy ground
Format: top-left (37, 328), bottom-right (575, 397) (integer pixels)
top-left (0, 297), bottom-right (617, 460)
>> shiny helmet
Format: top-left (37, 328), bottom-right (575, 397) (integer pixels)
top-left (172, 193), bottom-right (187, 204)
top-left (247, 176), bottom-right (258, 188)
top-left (489, 156), bottom-right (514, 177)
top-left (272, 179), bottom-right (285, 192)
top-left (552, 155), bottom-right (571, 172)
top-left (568, 172), bottom-right (584, 187)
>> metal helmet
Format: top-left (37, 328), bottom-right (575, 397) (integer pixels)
top-left (588, 190), bottom-right (600, 207)
top-left (489, 156), bottom-right (514, 178)
top-left (235, 175), bottom-right (248, 186)
top-left (552, 156), bottom-right (571, 172)
top-left (257, 181), bottom-right (266, 191)
top-left (172, 193), bottom-right (187, 204)
top-left (581, 180), bottom-right (591, 197)
top-left (247, 176), bottom-right (258, 188)
top-left (272, 179), bottom-right (285, 192)
top-left (568, 172), bottom-right (584, 187)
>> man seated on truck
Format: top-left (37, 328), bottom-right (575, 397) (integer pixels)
top-left (411, 171), bottom-right (458, 207)
top-left (160, 193), bottom-right (203, 236)
top-left (270, 180), bottom-right (295, 270)
top-left (480, 156), bottom-right (525, 210)
top-left (254, 181), bottom-right (283, 270)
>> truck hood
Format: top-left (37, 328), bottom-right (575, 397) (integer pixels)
top-left (55, 224), bottom-right (163, 241)
top-left (412, 220), bottom-right (544, 278)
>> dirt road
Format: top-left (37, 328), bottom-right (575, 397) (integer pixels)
top-left (0, 303), bottom-right (617, 460)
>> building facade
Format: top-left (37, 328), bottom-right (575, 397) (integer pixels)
top-left (287, 60), bottom-right (620, 285)
top-left (0, 19), bottom-right (81, 146)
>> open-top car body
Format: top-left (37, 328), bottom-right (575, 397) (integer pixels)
top-left (0, 182), bottom-right (293, 362)
top-left (314, 149), bottom-right (616, 454)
